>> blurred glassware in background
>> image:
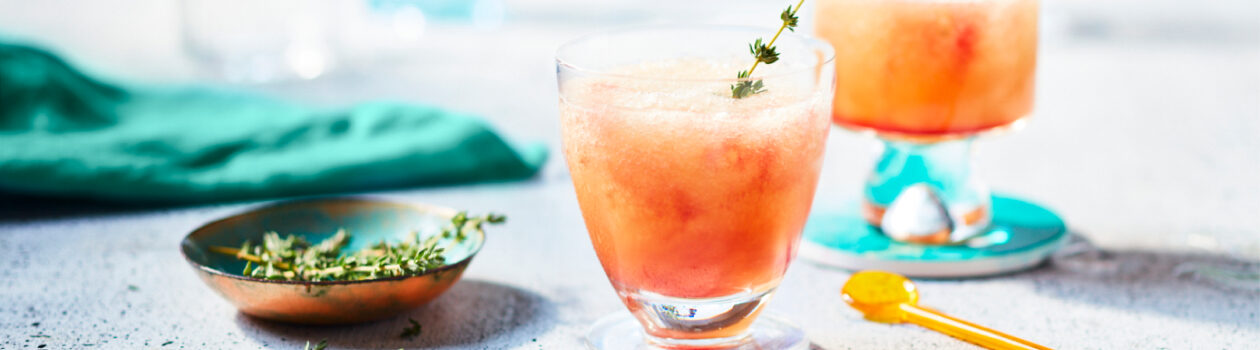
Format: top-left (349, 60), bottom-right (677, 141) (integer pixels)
top-left (181, 0), bottom-right (337, 83)
top-left (393, 0), bottom-right (505, 29)
top-left (180, 0), bottom-right (505, 84)
top-left (331, 0), bottom-right (505, 65)
top-left (329, 0), bottom-right (428, 65)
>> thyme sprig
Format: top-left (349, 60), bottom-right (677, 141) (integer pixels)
top-left (400, 318), bottom-right (422, 339)
top-left (304, 339), bottom-right (328, 350)
top-left (732, 0), bottom-right (806, 99)
top-left (209, 213), bottom-right (505, 282)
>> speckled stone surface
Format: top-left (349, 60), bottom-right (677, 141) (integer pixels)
top-left (2, 0), bottom-right (1258, 349)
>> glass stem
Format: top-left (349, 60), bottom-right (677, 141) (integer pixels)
top-left (863, 138), bottom-right (991, 243)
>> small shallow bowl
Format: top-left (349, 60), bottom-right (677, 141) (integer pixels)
top-left (180, 198), bottom-right (481, 324)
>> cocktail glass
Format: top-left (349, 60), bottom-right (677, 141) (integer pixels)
top-left (557, 26), bottom-right (835, 349)
top-left (805, 0), bottom-right (1065, 272)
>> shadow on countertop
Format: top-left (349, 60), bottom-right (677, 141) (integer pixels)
top-left (0, 192), bottom-right (172, 221)
top-left (233, 279), bottom-right (555, 349)
top-left (0, 176), bottom-right (550, 223)
top-left (1022, 233), bottom-right (1259, 328)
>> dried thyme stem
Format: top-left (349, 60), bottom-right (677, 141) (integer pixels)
top-left (746, 0), bottom-right (805, 77)
top-left (731, 0), bottom-right (806, 98)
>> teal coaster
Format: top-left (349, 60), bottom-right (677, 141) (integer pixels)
top-left (801, 195), bottom-right (1068, 278)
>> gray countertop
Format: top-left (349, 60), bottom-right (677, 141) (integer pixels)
top-left (2, 0), bottom-right (1258, 349)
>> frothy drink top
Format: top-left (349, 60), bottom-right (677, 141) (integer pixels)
top-left (561, 57), bottom-right (821, 114)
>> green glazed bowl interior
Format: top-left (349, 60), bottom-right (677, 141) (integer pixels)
top-left (180, 198), bottom-right (484, 324)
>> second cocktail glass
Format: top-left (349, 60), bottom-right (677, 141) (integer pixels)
top-left (557, 26), bottom-right (834, 349)
top-left (804, 0), bottom-right (1067, 277)
top-left (823, 0), bottom-right (1039, 242)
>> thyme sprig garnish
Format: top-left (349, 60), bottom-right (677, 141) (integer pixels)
top-left (304, 339), bottom-right (328, 350)
top-left (732, 0), bottom-right (806, 99)
top-left (400, 318), bottom-right (422, 339)
top-left (209, 213), bottom-right (505, 282)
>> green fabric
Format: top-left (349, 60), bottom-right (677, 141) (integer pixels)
top-left (0, 43), bottom-right (547, 203)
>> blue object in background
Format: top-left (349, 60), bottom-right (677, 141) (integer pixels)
top-left (369, 0), bottom-right (505, 27)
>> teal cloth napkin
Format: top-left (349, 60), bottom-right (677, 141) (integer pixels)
top-left (0, 42), bottom-right (547, 203)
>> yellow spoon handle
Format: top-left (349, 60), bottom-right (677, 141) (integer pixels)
top-left (899, 304), bottom-right (1052, 350)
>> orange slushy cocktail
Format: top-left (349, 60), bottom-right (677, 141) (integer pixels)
top-left (558, 26), bottom-right (834, 348)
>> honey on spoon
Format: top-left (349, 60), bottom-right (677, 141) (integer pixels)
top-left (842, 270), bottom-right (1052, 350)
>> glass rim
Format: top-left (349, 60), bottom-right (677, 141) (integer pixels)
top-left (556, 24), bottom-right (836, 83)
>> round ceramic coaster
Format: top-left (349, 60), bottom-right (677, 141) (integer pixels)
top-left (801, 195), bottom-right (1068, 278)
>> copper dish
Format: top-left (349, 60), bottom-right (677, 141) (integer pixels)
top-left (180, 198), bottom-right (482, 324)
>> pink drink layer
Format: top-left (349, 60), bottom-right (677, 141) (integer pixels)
top-left (817, 0), bottom-right (1038, 139)
top-left (560, 59), bottom-right (831, 300)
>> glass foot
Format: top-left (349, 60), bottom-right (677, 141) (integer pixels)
top-left (585, 313), bottom-right (807, 350)
top-left (864, 139), bottom-right (992, 244)
top-left (620, 288), bottom-right (774, 341)
top-left (801, 195), bottom-right (1068, 278)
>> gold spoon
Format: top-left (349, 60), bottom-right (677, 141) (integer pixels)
top-left (841, 270), bottom-right (1052, 350)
